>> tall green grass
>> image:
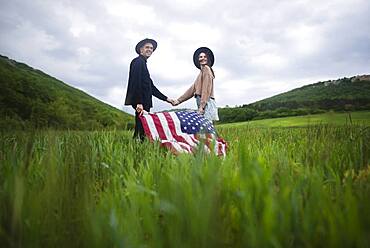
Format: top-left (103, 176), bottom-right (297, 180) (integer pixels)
top-left (0, 125), bottom-right (369, 247)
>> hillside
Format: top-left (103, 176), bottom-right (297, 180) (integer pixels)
top-left (0, 55), bottom-right (134, 130)
top-left (218, 111), bottom-right (370, 128)
top-left (219, 75), bottom-right (370, 123)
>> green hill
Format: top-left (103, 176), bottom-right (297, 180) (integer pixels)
top-left (219, 75), bottom-right (370, 123)
top-left (0, 55), bottom-right (134, 130)
top-left (218, 111), bottom-right (370, 128)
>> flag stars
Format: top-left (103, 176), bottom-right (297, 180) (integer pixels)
top-left (176, 111), bottom-right (216, 134)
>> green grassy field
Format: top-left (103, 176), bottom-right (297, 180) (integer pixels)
top-left (218, 111), bottom-right (370, 128)
top-left (0, 124), bottom-right (369, 247)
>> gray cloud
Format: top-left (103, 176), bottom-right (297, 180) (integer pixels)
top-left (1, 0), bottom-right (369, 115)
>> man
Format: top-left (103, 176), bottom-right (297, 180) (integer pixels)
top-left (124, 38), bottom-right (175, 140)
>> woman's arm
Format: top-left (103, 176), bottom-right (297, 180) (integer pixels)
top-left (177, 83), bottom-right (196, 104)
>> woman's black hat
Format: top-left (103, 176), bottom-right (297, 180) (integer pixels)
top-left (193, 47), bottom-right (214, 69)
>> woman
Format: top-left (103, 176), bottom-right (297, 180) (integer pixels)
top-left (174, 47), bottom-right (219, 122)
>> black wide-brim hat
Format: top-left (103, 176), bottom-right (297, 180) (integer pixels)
top-left (193, 47), bottom-right (215, 69)
top-left (135, 38), bottom-right (157, 54)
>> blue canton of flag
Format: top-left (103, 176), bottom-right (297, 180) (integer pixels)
top-left (176, 111), bottom-right (216, 135)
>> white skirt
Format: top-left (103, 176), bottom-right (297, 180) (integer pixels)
top-left (195, 96), bottom-right (219, 121)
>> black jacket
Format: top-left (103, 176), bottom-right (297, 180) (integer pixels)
top-left (124, 55), bottom-right (167, 109)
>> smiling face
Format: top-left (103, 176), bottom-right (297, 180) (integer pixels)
top-left (198, 52), bottom-right (208, 67)
top-left (140, 42), bottom-right (154, 59)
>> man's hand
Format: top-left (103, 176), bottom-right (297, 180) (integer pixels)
top-left (136, 104), bottom-right (144, 115)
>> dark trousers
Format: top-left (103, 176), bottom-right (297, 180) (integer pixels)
top-left (133, 106), bottom-right (150, 141)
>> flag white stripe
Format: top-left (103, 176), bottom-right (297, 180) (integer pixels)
top-left (168, 112), bottom-right (198, 147)
top-left (162, 140), bottom-right (189, 153)
top-left (157, 113), bottom-right (174, 141)
top-left (222, 143), bottom-right (226, 157)
top-left (172, 141), bottom-right (190, 153)
top-left (143, 114), bottom-right (160, 140)
top-left (189, 134), bottom-right (199, 145)
top-left (157, 113), bottom-right (192, 153)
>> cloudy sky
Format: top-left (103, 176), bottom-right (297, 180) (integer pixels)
top-left (1, 0), bottom-right (369, 114)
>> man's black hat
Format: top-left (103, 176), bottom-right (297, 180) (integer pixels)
top-left (193, 47), bottom-right (215, 69)
top-left (135, 38), bottom-right (158, 54)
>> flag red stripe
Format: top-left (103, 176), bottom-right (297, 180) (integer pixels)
top-left (140, 115), bottom-right (154, 141)
top-left (162, 141), bottom-right (180, 155)
top-left (154, 113), bottom-right (189, 154)
top-left (151, 114), bottom-right (167, 141)
top-left (163, 112), bottom-right (195, 153)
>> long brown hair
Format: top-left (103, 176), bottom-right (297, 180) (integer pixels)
top-left (203, 53), bottom-right (215, 78)
top-left (209, 66), bottom-right (215, 78)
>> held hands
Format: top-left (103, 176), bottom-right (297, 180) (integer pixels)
top-left (137, 98), bottom-right (179, 115)
top-left (167, 98), bottom-right (203, 114)
top-left (167, 98), bottom-right (180, 106)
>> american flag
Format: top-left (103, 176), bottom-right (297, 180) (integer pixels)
top-left (139, 111), bottom-right (227, 156)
